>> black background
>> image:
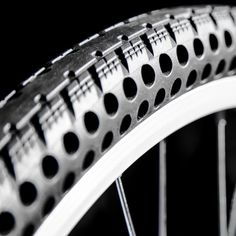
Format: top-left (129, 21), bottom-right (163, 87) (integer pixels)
top-left (0, 0), bottom-right (235, 99)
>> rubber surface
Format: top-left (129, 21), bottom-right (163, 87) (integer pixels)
top-left (0, 5), bottom-right (236, 236)
top-left (36, 76), bottom-right (236, 236)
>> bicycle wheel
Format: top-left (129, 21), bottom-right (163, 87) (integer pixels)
top-left (0, 5), bottom-right (236, 236)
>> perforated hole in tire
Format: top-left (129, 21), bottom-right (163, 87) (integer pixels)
top-left (141, 64), bottom-right (155, 86)
top-left (123, 77), bottom-right (138, 100)
top-left (201, 63), bottom-right (212, 80)
top-left (104, 93), bottom-right (119, 116)
top-left (22, 223), bottom-right (35, 236)
top-left (137, 100), bottom-right (149, 120)
top-left (193, 38), bottom-right (204, 58)
top-left (0, 211), bottom-right (15, 235)
top-left (63, 132), bottom-right (80, 155)
top-left (84, 111), bottom-right (100, 134)
top-left (209, 33), bottom-right (219, 52)
top-left (82, 150), bottom-right (95, 170)
top-left (42, 196), bottom-right (55, 216)
top-left (215, 60), bottom-right (226, 75)
top-left (224, 30), bottom-right (233, 48)
top-left (187, 70), bottom-right (197, 88)
top-left (171, 78), bottom-right (182, 97)
top-left (19, 182), bottom-right (37, 206)
top-left (229, 56), bottom-right (236, 71)
top-left (154, 88), bottom-right (165, 108)
top-left (159, 53), bottom-right (173, 75)
top-left (176, 45), bottom-right (189, 66)
top-left (62, 172), bottom-right (76, 193)
top-left (42, 155), bottom-right (59, 179)
top-left (102, 131), bottom-right (113, 152)
top-left (120, 114), bottom-right (132, 135)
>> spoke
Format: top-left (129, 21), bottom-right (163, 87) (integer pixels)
top-left (115, 177), bottom-right (136, 236)
top-left (228, 187), bottom-right (236, 236)
top-left (216, 113), bottom-right (228, 236)
top-left (159, 140), bottom-right (167, 236)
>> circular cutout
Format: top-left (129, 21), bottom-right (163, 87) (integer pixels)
top-left (159, 53), bottom-right (173, 75)
top-left (154, 88), bottom-right (165, 107)
top-left (0, 211), bottom-right (15, 235)
top-left (176, 45), bottom-right (189, 66)
top-left (137, 100), bottom-right (149, 120)
top-left (62, 172), bottom-right (76, 193)
top-left (187, 70), bottom-right (197, 88)
top-left (193, 38), bottom-right (204, 58)
top-left (171, 78), bottom-right (182, 97)
top-left (104, 93), bottom-right (119, 116)
top-left (84, 111), bottom-right (99, 134)
top-left (102, 131), bottom-right (113, 152)
top-left (123, 77), bottom-right (138, 100)
top-left (120, 114), bottom-right (132, 135)
top-left (141, 64), bottom-right (155, 86)
top-left (22, 223), bottom-right (35, 236)
top-left (215, 60), bottom-right (226, 75)
top-left (201, 63), bottom-right (212, 80)
top-left (63, 131), bottom-right (80, 154)
top-left (224, 30), bottom-right (233, 48)
top-left (83, 150), bottom-right (95, 170)
top-left (42, 155), bottom-right (59, 179)
top-left (229, 56), bottom-right (236, 71)
top-left (42, 196), bottom-right (55, 216)
top-left (19, 182), bottom-right (37, 206)
top-left (209, 34), bottom-right (219, 52)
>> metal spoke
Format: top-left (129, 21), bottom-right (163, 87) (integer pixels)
top-left (228, 187), bottom-right (236, 236)
top-left (216, 113), bottom-right (228, 236)
top-left (159, 140), bottom-right (167, 236)
top-left (115, 177), bottom-right (136, 236)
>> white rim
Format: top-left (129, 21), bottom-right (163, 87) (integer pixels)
top-left (36, 76), bottom-right (236, 236)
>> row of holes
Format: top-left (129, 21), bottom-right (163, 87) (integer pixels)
top-left (15, 52), bottom-right (236, 221)
top-left (0, 212), bottom-right (34, 236)
top-left (0, 148), bottom-right (91, 235)
top-left (0, 172), bottom-right (79, 234)
top-left (2, 62), bottom-right (236, 236)
top-left (1, 30), bottom-right (236, 235)
top-left (38, 20), bottom-right (235, 236)
top-left (7, 54), bottom-right (235, 235)
top-left (23, 25), bottom-right (234, 236)
top-left (92, 54), bottom-right (235, 123)
top-left (18, 156), bottom-right (91, 205)
top-left (16, 30), bottom-right (236, 207)
top-left (82, 54), bottom-right (236, 149)
top-left (160, 31), bottom-right (234, 76)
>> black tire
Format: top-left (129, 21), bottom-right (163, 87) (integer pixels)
top-left (0, 5), bottom-right (236, 236)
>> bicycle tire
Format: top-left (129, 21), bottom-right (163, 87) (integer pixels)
top-left (0, 5), bottom-right (236, 236)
